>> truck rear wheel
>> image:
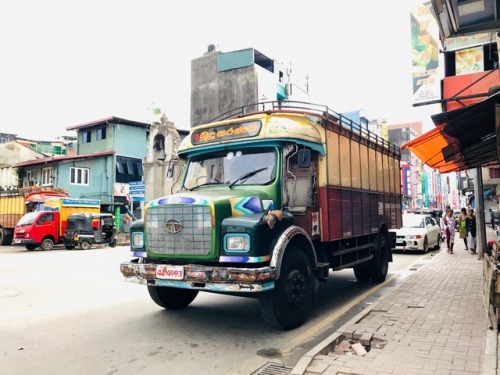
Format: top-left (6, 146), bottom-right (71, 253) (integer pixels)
top-left (353, 264), bottom-right (371, 282)
top-left (41, 238), bottom-right (54, 251)
top-left (147, 286), bottom-right (198, 309)
top-left (370, 231), bottom-right (390, 283)
top-left (259, 247), bottom-right (314, 330)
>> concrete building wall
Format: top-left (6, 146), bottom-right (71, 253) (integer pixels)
top-left (191, 51), bottom-right (258, 127)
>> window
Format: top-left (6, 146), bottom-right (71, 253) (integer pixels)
top-left (26, 170), bottom-right (36, 186)
top-left (97, 127), bottom-right (106, 140)
top-left (41, 168), bottom-right (53, 186)
top-left (116, 156), bottom-right (143, 183)
top-left (82, 131), bottom-right (91, 143)
top-left (70, 167), bottom-right (89, 186)
top-left (490, 168), bottom-right (500, 179)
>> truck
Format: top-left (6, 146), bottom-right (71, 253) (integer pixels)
top-left (0, 186), bottom-right (68, 246)
top-left (12, 197), bottom-right (101, 250)
top-left (120, 101), bottom-right (402, 330)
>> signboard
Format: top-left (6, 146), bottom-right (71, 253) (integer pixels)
top-left (129, 181), bottom-right (145, 202)
top-left (191, 120), bottom-right (262, 145)
top-left (129, 181), bottom-right (145, 194)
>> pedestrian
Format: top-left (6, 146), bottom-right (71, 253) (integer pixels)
top-left (458, 207), bottom-right (468, 250)
top-left (445, 209), bottom-right (455, 254)
top-left (466, 208), bottom-right (477, 254)
top-left (490, 208), bottom-right (496, 229)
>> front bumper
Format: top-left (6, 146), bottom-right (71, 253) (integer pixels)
top-left (120, 258), bottom-right (276, 293)
top-left (12, 238), bottom-right (37, 246)
top-left (394, 239), bottom-right (422, 251)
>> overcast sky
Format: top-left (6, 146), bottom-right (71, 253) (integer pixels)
top-left (1, 0), bottom-right (441, 141)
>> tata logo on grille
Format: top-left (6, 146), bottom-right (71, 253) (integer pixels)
top-left (165, 219), bottom-right (182, 234)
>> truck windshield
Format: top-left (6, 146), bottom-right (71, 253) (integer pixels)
top-left (184, 149), bottom-right (276, 190)
top-left (16, 212), bottom-right (40, 226)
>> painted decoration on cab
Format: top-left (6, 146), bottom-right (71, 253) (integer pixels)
top-left (230, 196), bottom-right (262, 216)
top-left (146, 194), bottom-right (209, 209)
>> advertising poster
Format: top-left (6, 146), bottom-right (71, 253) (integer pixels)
top-left (455, 46), bottom-right (484, 75)
top-left (410, 1), bottom-right (441, 104)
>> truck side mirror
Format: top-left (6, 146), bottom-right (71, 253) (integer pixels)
top-left (297, 149), bottom-right (311, 168)
top-left (167, 160), bottom-right (174, 178)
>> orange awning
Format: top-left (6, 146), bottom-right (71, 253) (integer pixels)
top-left (401, 91), bottom-right (499, 173)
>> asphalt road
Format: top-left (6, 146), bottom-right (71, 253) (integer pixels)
top-left (0, 244), bottom-right (435, 375)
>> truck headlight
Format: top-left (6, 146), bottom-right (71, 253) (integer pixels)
top-left (224, 234), bottom-right (250, 252)
top-left (131, 232), bottom-right (144, 248)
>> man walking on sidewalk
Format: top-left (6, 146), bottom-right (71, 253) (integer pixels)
top-left (466, 208), bottom-right (477, 254)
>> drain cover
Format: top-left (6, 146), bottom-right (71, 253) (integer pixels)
top-left (252, 362), bottom-right (293, 375)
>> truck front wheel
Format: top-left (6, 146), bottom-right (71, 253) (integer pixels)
top-left (147, 286), bottom-right (198, 309)
top-left (41, 238), bottom-right (54, 251)
top-left (259, 247), bottom-right (314, 330)
top-left (370, 232), bottom-right (390, 283)
top-left (0, 228), bottom-right (12, 246)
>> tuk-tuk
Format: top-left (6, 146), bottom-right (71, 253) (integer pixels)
top-left (64, 212), bottom-right (117, 250)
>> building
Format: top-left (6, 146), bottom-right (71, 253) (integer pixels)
top-left (13, 117), bottom-right (150, 215)
top-left (191, 46), bottom-right (295, 126)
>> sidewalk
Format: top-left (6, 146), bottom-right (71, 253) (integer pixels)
top-left (292, 229), bottom-right (499, 375)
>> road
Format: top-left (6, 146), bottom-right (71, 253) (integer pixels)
top-left (0, 244), bottom-right (437, 375)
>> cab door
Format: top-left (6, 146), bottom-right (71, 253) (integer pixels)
top-left (34, 212), bottom-right (58, 242)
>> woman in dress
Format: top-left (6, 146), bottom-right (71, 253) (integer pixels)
top-left (458, 207), bottom-right (468, 250)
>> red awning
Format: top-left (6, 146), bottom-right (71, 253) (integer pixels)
top-left (401, 91), bottom-right (499, 173)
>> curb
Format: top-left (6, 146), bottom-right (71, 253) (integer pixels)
top-left (290, 251), bottom-right (443, 375)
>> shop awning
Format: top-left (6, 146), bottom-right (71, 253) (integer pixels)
top-left (401, 91), bottom-right (500, 173)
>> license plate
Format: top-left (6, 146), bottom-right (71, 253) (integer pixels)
top-left (156, 265), bottom-right (184, 280)
top-left (13, 240), bottom-right (21, 244)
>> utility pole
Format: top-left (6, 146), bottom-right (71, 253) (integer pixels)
top-left (472, 167), bottom-right (486, 258)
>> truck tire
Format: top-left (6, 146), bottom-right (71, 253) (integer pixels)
top-left (147, 286), bottom-right (198, 309)
top-left (80, 240), bottom-right (91, 250)
top-left (353, 264), bottom-right (371, 282)
top-left (370, 232), bottom-right (390, 283)
top-left (41, 238), bottom-right (54, 251)
top-left (259, 247), bottom-right (314, 330)
top-left (0, 228), bottom-right (12, 246)
top-left (109, 238), bottom-right (117, 248)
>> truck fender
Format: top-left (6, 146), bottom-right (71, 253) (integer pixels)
top-left (270, 225), bottom-right (317, 279)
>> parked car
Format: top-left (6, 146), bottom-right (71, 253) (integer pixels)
top-left (412, 208), bottom-right (445, 239)
top-left (390, 213), bottom-right (442, 253)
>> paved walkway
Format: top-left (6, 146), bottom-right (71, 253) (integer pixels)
top-left (292, 230), bottom-right (499, 375)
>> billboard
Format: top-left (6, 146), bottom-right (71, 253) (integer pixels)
top-left (410, 1), bottom-right (441, 104)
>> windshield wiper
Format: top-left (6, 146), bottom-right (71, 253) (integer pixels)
top-left (229, 167), bottom-right (268, 188)
top-left (188, 181), bottom-right (225, 191)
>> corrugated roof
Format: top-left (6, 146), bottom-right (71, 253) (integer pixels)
top-left (13, 150), bottom-right (115, 167)
top-left (66, 117), bottom-right (150, 131)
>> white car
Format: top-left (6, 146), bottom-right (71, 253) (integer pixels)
top-left (390, 213), bottom-right (442, 253)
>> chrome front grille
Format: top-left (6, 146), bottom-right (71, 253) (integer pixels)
top-left (146, 204), bottom-right (212, 255)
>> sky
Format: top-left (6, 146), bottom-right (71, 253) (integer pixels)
top-left (1, 0), bottom-right (442, 141)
